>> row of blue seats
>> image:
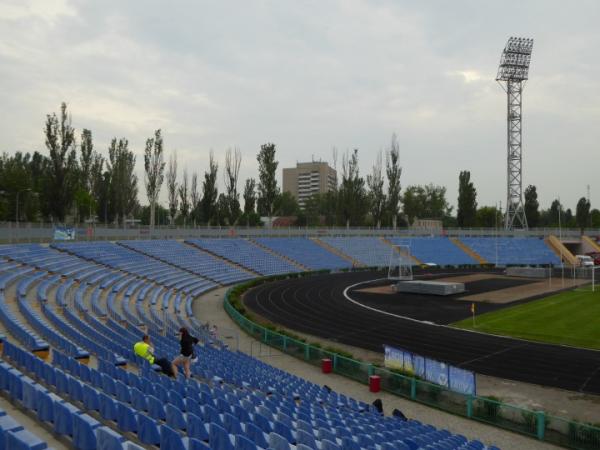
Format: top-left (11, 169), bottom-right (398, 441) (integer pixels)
top-left (0, 406), bottom-right (52, 450)
top-left (253, 238), bottom-right (353, 271)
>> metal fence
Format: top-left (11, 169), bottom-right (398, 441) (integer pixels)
top-left (223, 284), bottom-right (600, 449)
top-left (1, 221), bottom-right (597, 243)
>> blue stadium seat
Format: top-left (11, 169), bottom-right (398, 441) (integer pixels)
top-left (0, 415), bottom-right (25, 450)
top-left (136, 413), bottom-right (160, 446)
top-left (5, 429), bottom-right (47, 450)
top-left (116, 403), bottom-right (138, 434)
top-left (96, 426), bottom-right (126, 450)
top-left (166, 403), bottom-right (187, 431)
top-left (268, 432), bottom-right (291, 450)
top-left (53, 400), bottom-right (80, 436)
top-left (209, 423), bottom-right (235, 450)
top-left (99, 393), bottom-right (118, 422)
top-left (72, 413), bottom-right (101, 450)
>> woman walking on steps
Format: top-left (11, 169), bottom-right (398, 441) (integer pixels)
top-left (173, 327), bottom-right (199, 379)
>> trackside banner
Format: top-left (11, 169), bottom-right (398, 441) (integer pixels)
top-left (384, 345), bottom-right (476, 395)
top-left (53, 227), bottom-right (75, 241)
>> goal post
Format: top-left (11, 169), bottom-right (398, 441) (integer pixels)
top-left (388, 244), bottom-right (414, 281)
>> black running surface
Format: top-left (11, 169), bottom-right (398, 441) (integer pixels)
top-left (243, 271), bottom-right (600, 394)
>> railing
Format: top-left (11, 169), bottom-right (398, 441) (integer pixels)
top-left (1, 222), bottom-right (598, 243)
top-left (223, 278), bottom-right (600, 450)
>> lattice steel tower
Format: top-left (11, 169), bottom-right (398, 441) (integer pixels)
top-left (496, 37), bottom-right (534, 230)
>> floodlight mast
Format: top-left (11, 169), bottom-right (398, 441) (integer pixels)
top-left (496, 37), bottom-right (534, 230)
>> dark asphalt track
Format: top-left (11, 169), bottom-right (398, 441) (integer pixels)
top-left (244, 271), bottom-right (600, 394)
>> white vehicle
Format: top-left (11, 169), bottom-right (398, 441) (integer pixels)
top-left (576, 255), bottom-right (594, 267)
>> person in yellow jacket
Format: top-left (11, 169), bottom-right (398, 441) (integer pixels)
top-left (134, 335), bottom-right (176, 377)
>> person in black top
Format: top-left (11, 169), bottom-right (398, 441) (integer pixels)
top-left (173, 327), bottom-right (199, 379)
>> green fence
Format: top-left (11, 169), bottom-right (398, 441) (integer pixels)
top-left (224, 285), bottom-right (600, 450)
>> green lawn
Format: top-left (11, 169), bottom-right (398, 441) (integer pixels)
top-left (452, 287), bottom-right (600, 350)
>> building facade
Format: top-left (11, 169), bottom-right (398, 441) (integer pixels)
top-left (282, 162), bottom-right (337, 207)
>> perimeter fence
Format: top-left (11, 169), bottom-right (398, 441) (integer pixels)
top-left (224, 276), bottom-right (600, 450)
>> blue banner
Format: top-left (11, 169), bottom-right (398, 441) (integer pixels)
top-left (384, 345), bottom-right (476, 395)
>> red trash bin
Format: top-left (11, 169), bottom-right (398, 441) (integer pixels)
top-left (322, 358), bottom-right (332, 374)
top-left (369, 375), bottom-right (381, 392)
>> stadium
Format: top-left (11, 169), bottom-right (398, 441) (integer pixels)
top-left (1, 3), bottom-right (600, 450)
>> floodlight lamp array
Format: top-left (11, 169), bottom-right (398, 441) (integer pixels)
top-left (496, 37), bottom-right (534, 82)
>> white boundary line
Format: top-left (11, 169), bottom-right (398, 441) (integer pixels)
top-left (341, 276), bottom-right (600, 352)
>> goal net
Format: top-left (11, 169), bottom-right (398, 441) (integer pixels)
top-left (388, 244), bottom-right (414, 281)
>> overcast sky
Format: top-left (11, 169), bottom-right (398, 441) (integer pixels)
top-left (0, 0), bottom-right (598, 211)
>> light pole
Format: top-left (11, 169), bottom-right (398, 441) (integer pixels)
top-left (16, 188), bottom-right (32, 229)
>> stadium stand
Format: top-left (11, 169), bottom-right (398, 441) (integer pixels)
top-left (388, 237), bottom-right (477, 266)
top-left (253, 238), bottom-right (353, 270)
top-left (461, 237), bottom-right (561, 265)
top-left (187, 238), bottom-right (302, 276)
top-left (319, 237), bottom-right (395, 267)
top-left (0, 239), bottom-right (504, 449)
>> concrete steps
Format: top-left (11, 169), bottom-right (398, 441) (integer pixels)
top-left (380, 237), bottom-right (423, 265)
top-left (450, 238), bottom-right (488, 264)
top-left (545, 235), bottom-right (577, 266)
top-left (311, 238), bottom-right (363, 267)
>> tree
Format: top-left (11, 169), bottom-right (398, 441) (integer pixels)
top-left (476, 206), bottom-right (502, 228)
top-left (456, 171), bottom-right (477, 227)
top-left (367, 151), bottom-right (385, 228)
top-left (224, 147), bottom-right (242, 225)
top-left (591, 209), bottom-right (600, 228)
top-left (79, 129), bottom-right (93, 193)
top-left (576, 197), bottom-right (591, 233)
top-left (166, 152), bottom-right (178, 224)
top-left (201, 151), bottom-right (218, 225)
top-left (257, 143), bottom-right (279, 220)
top-left (190, 172), bottom-right (199, 225)
top-left (107, 138), bottom-right (137, 225)
top-left (274, 191), bottom-right (299, 216)
top-left (44, 102), bottom-right (78, 221)
top-left (178, 168), bottom-right (190, 225)
top-left (402, 184), bottom-right (452, 224)
top-left (90, 153), bottom-right (104, 223)
top-left (243, 178), bottom-right (256, 214)
top-left (338, 149), bottom-right (368, 227)
top-left (548, 199), bottom-right (562, 227)
top-left (524, 185), bottom-right (540, 228)
top-left (144, 129), bottom-right (165, 230)
top-left (386, 133), bottom-right (402, 228)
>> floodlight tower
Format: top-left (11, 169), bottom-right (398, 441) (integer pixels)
top-left (496, 37), bottom-right (534, 230)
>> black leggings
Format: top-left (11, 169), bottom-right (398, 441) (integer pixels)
top-left (155, 357), bottom-right (174, 377)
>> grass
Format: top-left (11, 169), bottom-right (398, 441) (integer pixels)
top-left (452, 286), bottom-right (600, 350)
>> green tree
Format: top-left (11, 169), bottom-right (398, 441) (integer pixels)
top-left (107, 138), bottom-right (137, 225)
top-left (476, 206), bottom-right (502, 228)
top-left (456, 171), bottom-right (477, 227)
top-left (166, 152), bottom-right (178, 224)
top-left (190, 172), bottom-right (200, 225)
top-left (274, 191), bottom-right (299, 216)
top-left (338, 149), bottom-right (368, 227)
top-left (224, 147), bottom-right (242, 225)
top-left (367, 151), bottom-right (385, 228)
top-left (591, 209), bottom-right (600, 228)
top-left (44, 102), bottom-right (78, 221)
top-left (201, 151), bottom-right (218, 225)
top-left (179, 168), bottom-right (190, 225)
top-left (386, 133), bottom-right (402, 228)
top-left (257, 143), bottom-right (279, 220)
top-left (576, 197), bottom-right (591, 232)
top-left (524, 185), bottom-right (540, 227)
top-left (402, 184), bottom-right (452, 224)
top-left (144, 129), bottom-right (166, 230)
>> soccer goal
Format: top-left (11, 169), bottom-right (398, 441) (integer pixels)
top-left (388, 244), bottom-right (414, 281)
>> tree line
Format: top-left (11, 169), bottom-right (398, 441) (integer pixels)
top-left (0, 102), bottom-right (598, 230)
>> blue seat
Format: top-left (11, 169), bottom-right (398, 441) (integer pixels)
top-left (72, 413), bottom-right (101, 450)
top-left (130, 388), bottom-right (147, 412)
top-left (273, 421), bottom-right (294, 444)
top-left (99, 393), bottom-right (118, 422)
top-left (208, 423), bottom-right (235, 450)
top-left (295, 445), bottom-right (312, 450)
top-left (5, 429), bottom-right (47, 450)
top-left (53, 400), bottom-right (80, 436)
top-left (54, 370), bottom-right (69, 395)
top-left (147, 395), bottom-right (166, 421)
top-left (252, 413), bottom-right (272, 433)
top-left (96, 426), bottom-right (126, 450)
top-left (79, 364), bottom-right (91, 383)
top-left (232, 404), bottom-right (251, 423)
top-left (268, 432), bottom-right (290, 450)
top-left (222, 413), bottom-right (242, 435)
top-left (341, 437), bottom-right (361, 450)
top-left (101, 374), bottom-right (116, 396)
top-left (185, 398), bottom-right (202, 418)
top-left (166, 404), bottom-right (187, 431)
top-left (137, 413), bottom-right (160, 445)
top-left (116, 403), bottom-right (138, 433)
top-left (186, 413), bottom-right (208, 441)
top-left (36, 391), bottom-right (61, 424)
top-left (201, 404), bottom-right (220, 425)
top-left (169, 390), bottom-right (186, 411)
top-left (321, 439), bottom-right (341, 450)
top-left (68, 377), bottom-right (84, 402)
top-left (296, 429), bottom-right (317, 448)
top-left (22, 381), bottom-right (45, 412)
top-left (8, 371), bottom-right (24, 401)
top-left (0, 415), bottom-right (25, 450)
top-left (115, 381), bottom-right (131, 404)
top-left (318, 428), bottom-right (337, 443)
top-left (244, 422), bottom-right (268, 448)
top-left (83, 385), bottom-right (100, 412)
top-left (357, 434), bottom-right (375, 448)
top-left (235, 434), bottom-right (258, 450)
top-left (160, 424), bottom-right (190, 450)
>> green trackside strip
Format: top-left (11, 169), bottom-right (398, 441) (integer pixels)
top-left (452, 287), bottom-right (600, 350)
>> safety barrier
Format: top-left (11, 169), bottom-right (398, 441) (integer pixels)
top-left (224, 279), bottom-right (600, 450)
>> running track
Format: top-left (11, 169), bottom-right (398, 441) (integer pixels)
top-left (244, 271), bottom-right (600, 394)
